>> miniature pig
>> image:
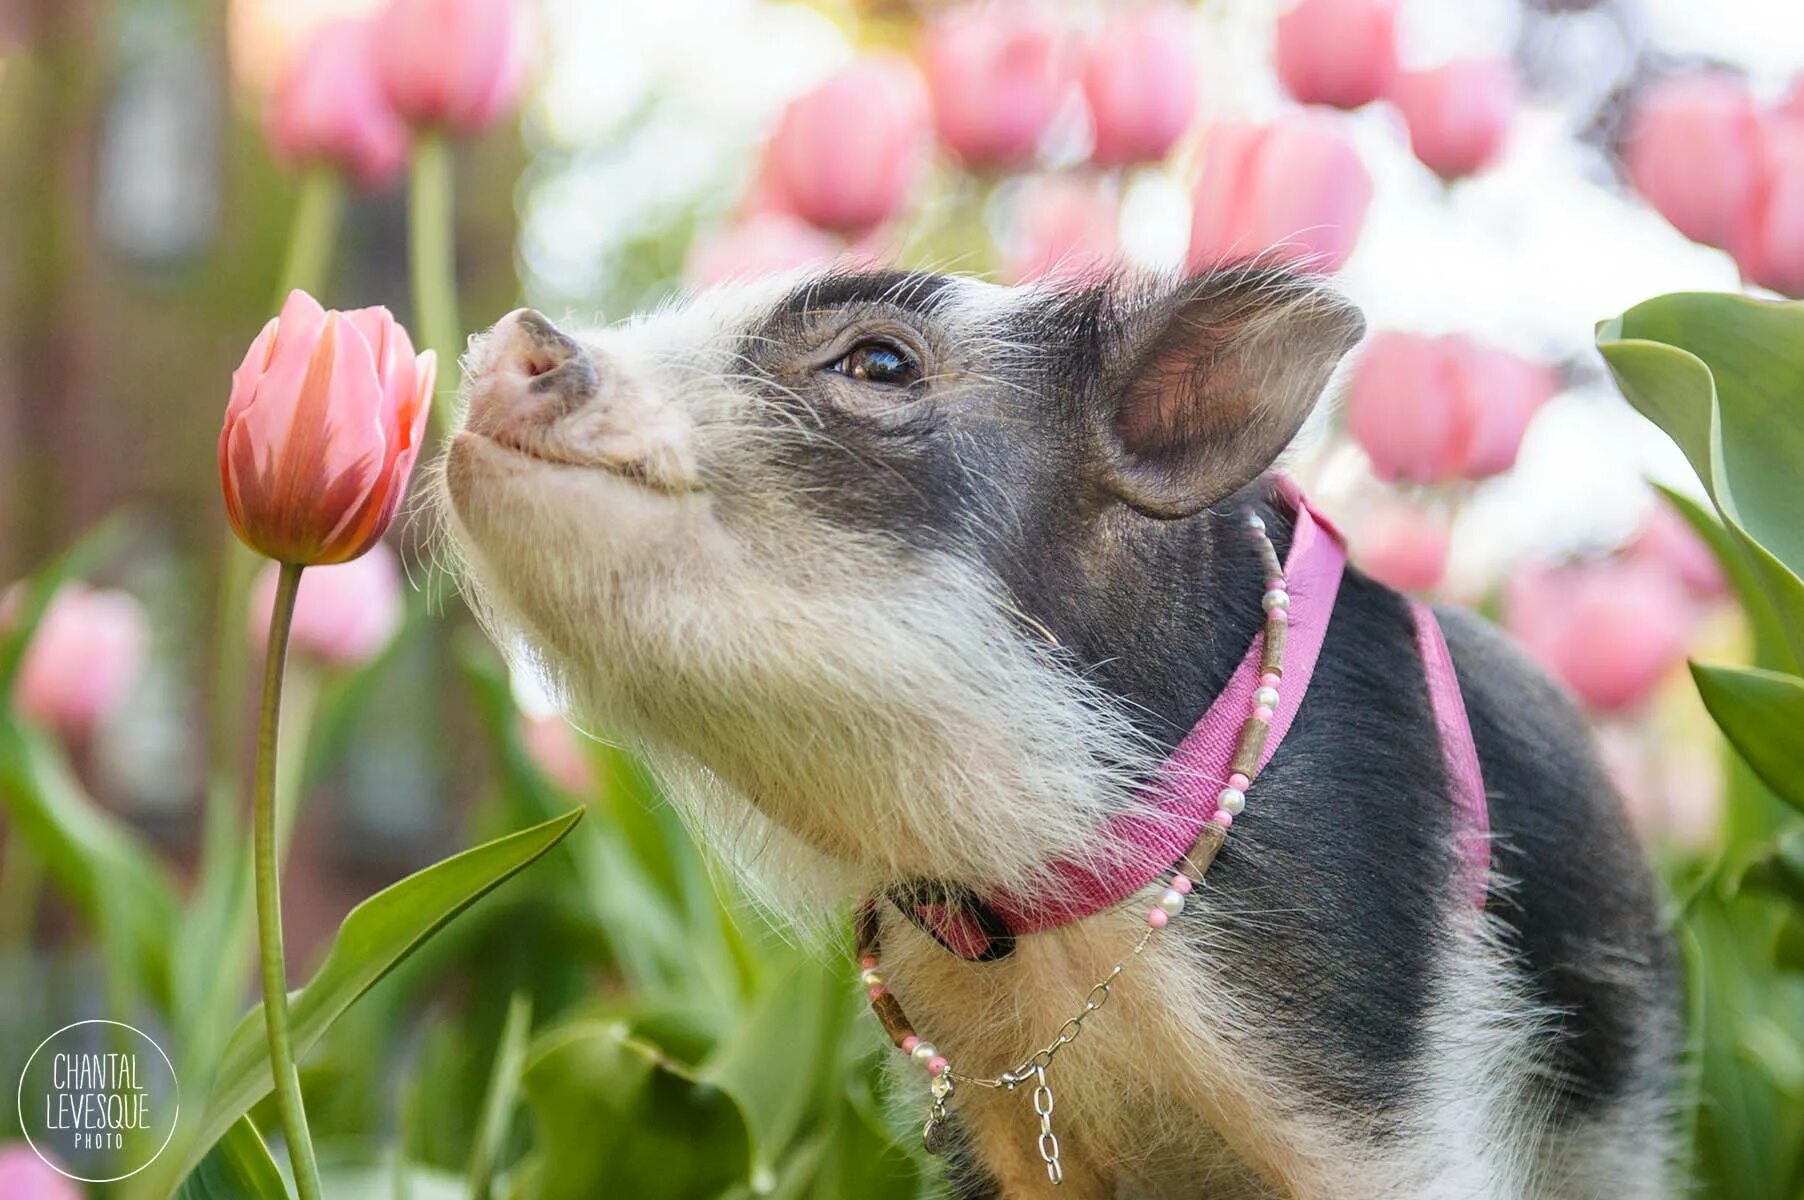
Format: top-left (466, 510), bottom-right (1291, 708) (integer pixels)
top-left (438, 267), bottom-right (1677, 1199)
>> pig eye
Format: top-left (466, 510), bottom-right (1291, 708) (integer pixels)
top-left (829, 339), bottom-right (922, 388)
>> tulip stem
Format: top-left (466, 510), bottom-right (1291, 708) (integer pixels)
top-left (253, 561), bottom-right (324, 1200)
top-left (277, 170), bottom-right (345, 306)
top-left (409, 132), bottom-right (462, 437)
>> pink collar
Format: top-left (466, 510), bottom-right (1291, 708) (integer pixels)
top-left (897, 478), bottom-right (1488, 961)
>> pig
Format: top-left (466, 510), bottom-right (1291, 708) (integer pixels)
top-left (437, 267), bottom-right (1678, 1199)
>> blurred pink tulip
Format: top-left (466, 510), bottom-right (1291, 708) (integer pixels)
top-left (1597, 725), bottom-right (1722, 850)
top-left (1505, 560), bottom-right (1697, 713)
top-left (922, 3), bottom-right (1074, 169)
top-left (1355, 502), bottom-right (1450, 593)
top-left (267, 17), bottom-right (408, 189)
top-left (1625, 505), bottom-right (1729, 602)
top-left (686, 213), bottom-right (842, 287)
top-left (1006, 176), bottom-right (1118, 284)
top-left (0, 1145), bottom-right (81, 1200)
top-left (1274, 0), bottom-right (1397, 111)
top-left (1734, 112), bottom-right (1804, 298)
top-left (373, 0), bottom-right (523, 136)
top-left (765, 54), bottom-right (932, 233)
top-left (1392, 59), bottom-right (1516, 181)
top-left (1624, 72), bottom-right (1762, 251)
top-left (221, 290), bottom-right (435, 566)
top-left (249, 543), bottom-right (403, 668)
top-left (1082, 4), bottom-right (1198, 166)
top-left (8, 584), bottom-right (148, 743)
top-left (1346, 333), bottom-right (1553, 483)
top-left (520, 713), bottom-right (595, 794)
top-left (1188, 113), bottom-right (1372, 273)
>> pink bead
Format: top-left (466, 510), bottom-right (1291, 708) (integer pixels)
top-left (1228, 772), bottom-right (1250, 791)
top-left (1260, 672), bottom-right (1280, 689)
top-left (1147, 908), bottom-right (1169, 928)
top-left (860, 955), bottom-right (879, 969)
top-left (1254, 705), bottom-right (1274, 721)
top-left (868, 985), bottom-right (887, 1000)
top-left (901, 1035), bottom-right (921, 1054)
top-left (1270, 609), bottom-right (1289, 623)
top-left (1266, 578), bottom-right (1285, 590)
top-left (928, 1056), bottom-right (950, 1076)
top-left (1170, 873), bottom-right (1193, 895)
top-left (1210, 810), bottom-right (1234, 828)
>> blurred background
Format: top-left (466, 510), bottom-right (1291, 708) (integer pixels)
top-left (2, 0), bottom-right (1803, 1195)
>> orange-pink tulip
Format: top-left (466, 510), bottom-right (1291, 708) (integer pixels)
top-left (249, 543), bottom-right (403, 668)
top-left (1082, 4), bottom-right (1198, 166)
top-left (1392, 59), bottom-right (1516, 181)
top-left (921, 3), bottom-right (1075, 170)
top-left (266, 17), bottom-right (408, 189)
top-left (1006, 175), bottom-right (1118, 284)
top-left (686, 213), bottom-right (842, 287)
top-left (1625, 72), bottom-right (1762, 251)
top-left (1735, 109), bottom-right (1804, 298)
top-left (1274, 0), bottom-right (1397, 111)
top-left (373, 0), bottom-right (523, 136)
top-left (1625, 505), bottom-right (1729, 602)
top-left (1505, 560), bottom-right (1698, 714)
top-left (220, 290), bottom-right (435, 566)
top-left (764, 55), bottom-right (932, 233)
top-left (1354, 502), bottom-right (1450, 594)
top-left (6, 584), bottom-right (148, 743)
top-left (1188, 113), bottom-right (1372, 273)
top-left (0, 1146), bottom-right (81, 1200)
top-left (520, 713), bottom-right (595, 794)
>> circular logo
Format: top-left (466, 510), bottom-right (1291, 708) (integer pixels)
top-left (15, 1019), bottom-right (180, 1183)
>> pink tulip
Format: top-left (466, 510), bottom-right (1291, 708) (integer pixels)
top-left (1734, 111), bottom-right (1804, 298)
top-left (7, 584), bottom-right (148, 743)
top-left (764, 54), bottom-right (932, 233)
top-left (221, 290), bottom-right (435, 566)
top-left (921, 3), bottom-right (1075, 169)
top-left (1188, 113), bottom-right (1373, 273)
top-left (685, 213), bottom-right (843, 287)
top-left (1082, 4), bottom-right (1198, 166)
top-left (0, 1145), bottom-right (81, 1200)
top-left (1345, 333), bottom-right (1552, 483)
top-left (266, 17), bottom-right (408, 189)
top-left (1392, 59), bottom-right (1516, 181)
top-left (520, 713), bottom-right (595, 794)
top-left (1625, 505), bottom-right (1729, 602)
top-left (1355, 502), bottom-right (1450, 593)
top-left (1505, 559), bottom-right (1697, 713)
top-left (1624, 72), bottom-right (1763, 251)
top-left (1274, 0), bottom-right (1397, 111)
top-left (1006, 175), bottom-right (1118, 284)
top-left (249, 543), bottom-right (403, 668)
top-left (373, 0), bottom-right (523, 136)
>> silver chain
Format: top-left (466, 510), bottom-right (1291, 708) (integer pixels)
top-left (1033, 1065), bottom-right (1062, 1185)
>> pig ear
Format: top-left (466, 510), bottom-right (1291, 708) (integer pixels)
top-left (1098, 270), bottom-right (1365, 519)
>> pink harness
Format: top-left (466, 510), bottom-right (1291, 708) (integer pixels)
top-left (902, 478), bottom-right (1490, 961)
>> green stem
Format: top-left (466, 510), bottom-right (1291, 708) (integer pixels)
top-left (408, 132), bottom-right (462, 438)
top-left (253, 562), bottom-right (324, 1200)
top-left (276, 169), bottom-right (346, 306)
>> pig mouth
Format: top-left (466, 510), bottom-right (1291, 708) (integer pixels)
top-left (457, 427), bottom-right (699, 497)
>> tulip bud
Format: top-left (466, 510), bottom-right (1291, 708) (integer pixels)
top-left (0, 1145), bottom-right (82, 1200)
top-left (1392, 59), bottom-right (1516, 181)
top-left (249, 543), bottom-right (403, 668)
top-left (1082, 4), bottom-right (1198, 167)
top-left (1188, 113), bottom-right (1372, 273)
top-left (762, 55), bottom-right (931, 234)
top-left (1275, 0), bottom-right (1398, 111)
top-left (6, 585), bottom-right (148, 744)
top-left (1355, 502), bottom-right (1451, 594)
top-left (1625, 505), bottom-right (1729, 603)
top-left (373, 0), bottom-right (523, 136)
top-left (922, 3), bottom-right (1075, 170)
top-left (1624, 72), bottom-right (1762, 251)
top-left (520, 712), bottom-right (595, 794)
top-left (1734, 112), bottom-right (1804, 298)
top-left (220, 290), bottom-right (435, 566)
top-left (1005, 175), bottom-right (1118, 284)
top-left (266, 17), bottom-right (408, 190)
top-left (1505, 560), bottom-right (1698, 713)
top-left (686, 213), bottom-right (842, 287)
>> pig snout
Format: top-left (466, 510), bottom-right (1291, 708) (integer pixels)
top-left (463, 308), bottom-right (699, 492)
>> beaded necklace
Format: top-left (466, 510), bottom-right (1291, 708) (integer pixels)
top-left (852, 508), bottom-right (1291, 1187)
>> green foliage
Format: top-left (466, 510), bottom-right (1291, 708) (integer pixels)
top-left (173, 1119), bottom-right (291, 1200)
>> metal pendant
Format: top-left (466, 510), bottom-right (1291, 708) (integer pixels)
top-left (922, 1073), bottom-right (955, 1156)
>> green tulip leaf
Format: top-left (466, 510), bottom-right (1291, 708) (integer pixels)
top-left (177, 808), bottom-right (584, 1178)
top-left (1691, 663), bottom-right (1804, 815)
top-left (466, 991), bottom-right (534, 1200)
top-left (173, 1116), bottom-right (292, 1200)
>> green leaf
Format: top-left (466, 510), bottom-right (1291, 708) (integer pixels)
top-left (1742, 832), bottom-right (1804, 909)
top-left (174, 1117), bottom-right (292, 1200)
top-left (1656, 485), bottom-right (1795, 673)
top-left (466, 992), bottom-right (533, 1200)
top-left (1776, 914), bottom-right (1804, 974)
top-left (1691, 664), bottom-right (1804, 815)
top-left (177, 809), bottom-right (584, 1178)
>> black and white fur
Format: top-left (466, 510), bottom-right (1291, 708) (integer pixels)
top-left (437, 267), bottom-right (1679, 1198)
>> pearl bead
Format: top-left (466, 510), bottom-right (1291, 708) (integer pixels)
top-left (1218, 787), bottom-right (1246, 816)
top-left (1158, 889), bottom-right (1186, 916)
top-left (1147, 908), bottom-right (1169, 928)
top-left (912, 1042), bottom-right (937, 1063)
top-left (860, 969), bottom-right (884, 988)
top-left (1170, 873), bottom-right (1193, 895)
top-left (1262, 589), bottom-right (1289, 612)
top-left (1254, 686), bottom-right (1280, 709)
top-left (1247, 514), bottom-right (1266, 533)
